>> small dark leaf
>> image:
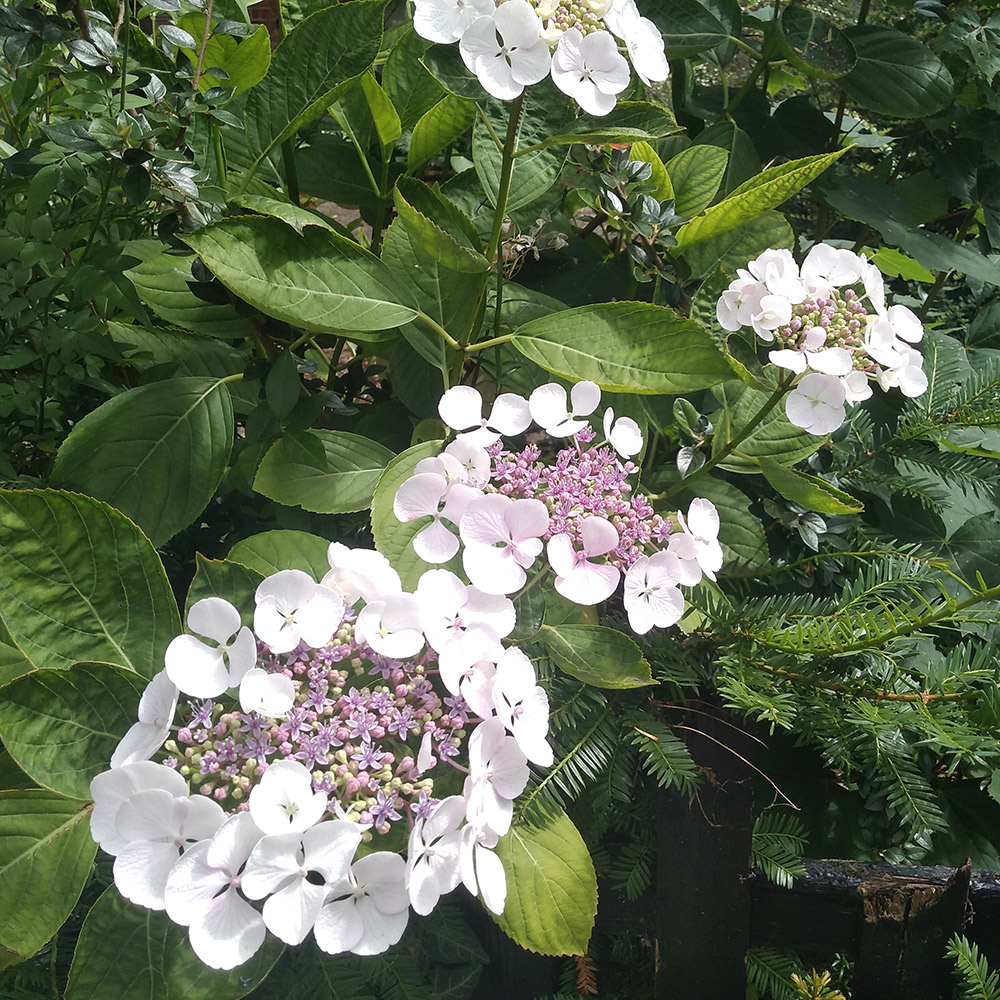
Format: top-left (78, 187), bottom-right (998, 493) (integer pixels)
top-left (122, 164), bottom-right (151, 205)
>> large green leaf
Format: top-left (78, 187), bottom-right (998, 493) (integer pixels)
top-left (407, 94), bottom-right (477, 173)
top-left (50, 378), bottom-right (234, 547)
top-left (523, 102), bottom-right (680, 150)
top-left (228, 530), bottom-right (330, 580)
top-left (777, 6), bottom-right (856, 79)
top-left (539, 624), bottom-right (653, 688)
top-left (758, 457), bottom-right (863, 515)
top-left (0, 641), bottom-right (33, 689)
top-left (511, 302), bottom-right (732, 394)
top-left (393, 177), bottom-right (489, 274)
top-left (380, 218), bottom-right (480, 372)
top-left (838, 27), bottom-right (953, 119)
top-left (240, 1), bottom-right (385, 184)
top-left (124, 241), bottom-right (247, 339)
top-left (179, 22), bottom-right (270, 94)
top-left (0, 663), bottom-right (145, 799)
top-left (184, 218), bottom-right (418, 335)
top-left (65, 887), bottom-right (282, 1000)
top-left (492, 810), bottom-right (597, 956)
top-left (682, 210), bottom-right (794, 280)
top-left (382, 28), bottom-right (443, 132)
top-left (184, 556), bottom-right (263, 627)
top-left (711, 381), bottom-right (820, 471)
top-left (0, 490), bottom-right (180, 677)
top-left (0, 790), bottom-right (96, 959)
top-left (667, 143), bottom-right (729, 218)
top-left (675, 149), bottom-right (845, 249)
top-left (473, 91), bottom-right (569, 213)
top-left (371, 440), bottom-right (461, 590)
top-left (254, 430), bottom-right (395, 514)
top-left (646, 0), bottom-right (729, 56)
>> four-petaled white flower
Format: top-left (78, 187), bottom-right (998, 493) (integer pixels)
top-left (437, 385), bottom-right (531, 446)
top-left (254, 570), bottom-right (344, 655)
top-left (528, 380), bottom-right (601, 437)
top-left (248, 759), bottom-right (329, 836)
top-left (238, 667), bottom-right (296, 718)
top-left (550, 29), bottom-right (630, 116)
top-left (412, 0), bottom-right (493, 43)
top-left (603, 0), bottom-right (667, 84)
top-left (241, 820), bottom-right (363, 946)
top-left (460, 824), bottom-right (507, 915)
top-left (492, 647), bottom-right (553, 767)
top-left (459, 0), bottom-right (552, 101)
top-left (355, 593), bottom-right (427, 659)
top-left (668, 498), bottom-right (723, 583)
top-left (460, 494), bottom-right (549, 595)
top-left (165, 597), bottom-right (256, 699)
top-left (111, 670), bottom-right (178, 767)
top-left (90, 761), bottom-right (187, 856)
top-left (406, 795), bottom-right (465, 915)
top-left (322, 543), bottom-right (401, 606)
top-left (623, 551), bottom-right (685, 635)
top-left (314, 852), bottom-right (410, 956)
top-left (784, 372), bottom-right (847, 436)
top-left (164, 812), bottom-right (267, 970)
top-left (394, 473), bottom-right (480, 564)
top-left (547, 516), bottom-right (621, 605)
top-left (113, 788), bottom-right (226, 910)
top-left (465, 716), bottom-right (530, 836)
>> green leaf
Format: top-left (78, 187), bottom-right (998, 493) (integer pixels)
top-left (675, 149), bottom-right (846, 249)
top-left (0, 790), bottom-right (96, 959)
top-left (758, 457), bottom-right (864, 515)
top-left (361, 71), bottom-right (402, 147)
top-left (393, 177), bottom-right (489, 274)
top-left (511, 302), bottom-right (732, 394)
top-left (682, 210), bottom-right (794, 280)
top-left (124, 241), bottom-right (247, 339)
top-left (509, 583), bottom-right (545, 642)
top-left (371, 440), bottom-right (460, 590)
top-left (420, 43), bottom-right (483, 100)
top-left (180, 22), bottom-right (270, 94)
top-left (0, 490), bottom-right (180, 677)
top-left (0, 641), bottom-right (33, 689)
top-left (629, 140), bottom-right (672, 201)
top-left (184, 217), bottom-right (418, 335)
top-left (235, 195), bottom-right (339, 234)
top-left (50, 378), bottom-right (234, 547)
top-left (0, 663), bottom-right (145, 799)
top-left (666, 143), bottom-right (729, 218)
top-left (694, 121), bottom-right (760, 195)
top-left (241, 1), bottom-right (385, 184)
top-left (383, 28), bottom-right (444, 132)
top-left (539, 624), bottom-right (654, 688)
top-left (254, 430), bottom-right (395, 514)
top-left (711, 381), bottom-right (820, 471)
top-left (407, 94), bottom-right (476, 173)
top-left (473, 92), bottom-right (568, 212)
top-left (380, 218), bottom-right (480, 372)
top-left (526, 101), bottom-right (680, 150)
top-left (648, 0), bottom-right (728, 56)
top-left (838, 27), bottom-right (954, 119)
top-left (777, 6), bottom-right (856, 79)
top-left (228, 530), bottom-right (330, 580)
top-left (65, 887), bottom-right (282, 1000)
top-left (492, 810), bottom-right (597, 956)
top-left (184, 556), bottom-right (262, 626)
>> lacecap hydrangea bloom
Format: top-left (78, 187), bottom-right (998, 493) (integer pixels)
top-left (412, 0), bottom-right (668, 115)
top-left (717, 245), bottom-right (928, 436)
top-left (91, 547), bottom-right (552, 968)
top-left (394, 380), bottom-right (722, 635)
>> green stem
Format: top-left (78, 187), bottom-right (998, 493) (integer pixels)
top-left (281, 138), bottom-right (300, 206)
top-left (725, 58), bottom-right (767, 116)
top-left (481, 94), bottom-right (523, 288)
top-left (916, 205), bottom-right (978, 321)
top-left (417, 310), bottom-right (460, 350)
top-left (212, 121), bottom-right (227, 197)
top-left (370, 150), bottom-right (390, 256)
top-left (464, 331), bottom-right (515, 353)
top-left (217, 372), bottom-right (245, 384)
top-left (475, 104), bottom-right (505, 152)
top-left (658, 373), bottom-right (795, 499)
top-left (82, 163), bottom-right (114, 260)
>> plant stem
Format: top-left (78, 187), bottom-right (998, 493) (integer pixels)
top-left (416, 310), bottom-right (460, 350)
top-left (916, 205), bottom-right (979, 321)
top-left (212, 121), bottom-right (227, 196)
top-left (464, 331), bottom-right (516, 353)
top-left (753, 661), bottom-right (963, 702)
top-left (281, 138), bottom-right (300, 206)
top-left (192, 0), bottom-right (215, 88)
top-left (118, 0), bottom-right (131, 114)
top-left (481, 94), bottom-right (523, 292)
top-left (370, 151), bottom-right (390, 256)
top-left (658, 373), bottom-right (795, 498)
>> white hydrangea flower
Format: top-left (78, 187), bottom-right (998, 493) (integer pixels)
top-left (110, 670), bottom-right (178, 767)
top-left (623, 551), bottom-right (685, 635)
top-left (528, 380), bottom-right (601, 436)
top-left (247, 759), bottom-right (328, 836)
top-left (406, 795), bottom-right (465, 915)
top-left (412, 0), bottom-right (493, 42)
top-left (253, 570), bottom-right (344, 655)
top-left (550, 29), bottom-right (630, 117)
top-left (460, 494), bottom-right (549, 595)
top-left (546, 516), bottom-right (621, 606)
top-left (784, 372), bottom-right (847, 436)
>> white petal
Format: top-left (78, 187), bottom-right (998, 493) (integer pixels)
top-left (438, 385), bottom-right (484, 432)
top-left (262, 878), bottom-right (326, 945)
top-left (570, 380), bottom-right (601, 415)
top-left (487, 393), bottom-right (531, 435)
top-left (187, 597), bottom-right (241, 645)
top-left (164, 634), bottom-right (230, 698)
top-left (528, 383), bottom-right (569, 431)
top-left (189, 889), bottom-right (266, 970)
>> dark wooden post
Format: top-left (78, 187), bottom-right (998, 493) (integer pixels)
top-left (654, 705), bottom-right (755, 998)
